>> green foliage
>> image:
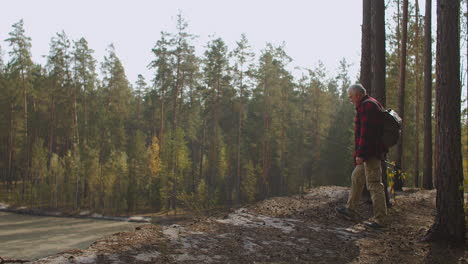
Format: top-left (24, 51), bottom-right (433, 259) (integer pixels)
top-left (178, 179), bottom-right (214, 213)
top-left (31, 139), bottom-right (48, 183)
top-left (242, 161), bottom-right (259, 202)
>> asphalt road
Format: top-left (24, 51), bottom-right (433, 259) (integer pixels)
top-left (0, 211), bottom-right (137, 261)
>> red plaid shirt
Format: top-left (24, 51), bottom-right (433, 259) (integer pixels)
top-left (354, 95), bottom-right (387, 164)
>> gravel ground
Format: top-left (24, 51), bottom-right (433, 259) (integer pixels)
top-left (34, 186), bottom-right (467, 264)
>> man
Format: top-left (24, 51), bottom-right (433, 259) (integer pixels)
top-left (336, 84), bottom-right (388, 228)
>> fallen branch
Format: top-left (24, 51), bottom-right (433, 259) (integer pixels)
top-left (0, 256), bottom-right (30, 263)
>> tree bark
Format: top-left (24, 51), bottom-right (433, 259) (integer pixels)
top-left (423, 0), bottom-right (434, 189)
top-left (360, 0), bottom-right (372, 92)
top-left (425, 0), bottom-right (465, 244)
top-left (361, 0), bottom-right (373, 203)
top-left (236, 70), bottom-right (243, 204)
top-left (370, 0), bottom-right (390, 206)
top-left (159, 74), bottom-right (165, 151)
top-left (262, 79), bottom-right (270, 198)
top-left (371, 0), bottom-right (386, 105)
top-left (395, 0), bottom-right (409, 191)
top-left (414, 0), bottom-right (421, 187)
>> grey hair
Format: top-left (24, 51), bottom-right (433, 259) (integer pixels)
top-left (347, 84), bottom-right (367, 95)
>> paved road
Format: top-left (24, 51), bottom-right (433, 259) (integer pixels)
top-left (0, 211), bottom-right (138, 261)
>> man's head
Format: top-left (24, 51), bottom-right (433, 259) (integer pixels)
top-left (347, 84), bottom-right (367, 107)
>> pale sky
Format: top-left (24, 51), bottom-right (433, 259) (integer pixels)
top-left (0, 0), bottom-right (438, 87)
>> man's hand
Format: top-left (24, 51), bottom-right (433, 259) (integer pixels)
top-left (356, 157), bottom-right (364, 165)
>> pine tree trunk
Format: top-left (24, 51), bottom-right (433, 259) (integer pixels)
top-left (299, 84), bottom-right (306, 193)
top-left (171, 55), bottom-right (182, 213)
top-left (262, 80), bottom-right (270, 198)
top-left (84, 89), bottom-right (88, 146)
top-left (425, 0), bottom-right (465, 244)
top-left (371, 0), bottom-right (390, 206)
top-left (199, 120), bottom-right (205, 184)
top-left (423, 0), bottom-right (434, 189)
top-left (73, 84), bottom-right (79, 146)
top-left (414, 0), bottom-right (421, 188)
top-left (360, 0), bottom-right (372, 91)
top-left (466, 0), bottom-right (468, 174)
top-left (395, 0), bottom-right (409, 191)
top-left (236, 73), bottom-right (243, 204)
top-left (21, 67), bottom-right (28, 201)
top-left (371, 0), bottom-right (386, 105)
top-left (361, 0), bottom-right (372, 202)
top-left (159, 76), bottom-right (165, 150)
top-left (280, 90), bottom-right (286, 196)
top-left (8, 103), bottom-right (14, 189)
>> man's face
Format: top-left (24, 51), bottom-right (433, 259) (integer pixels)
top-left (348, 91), bottom-right (362, 107)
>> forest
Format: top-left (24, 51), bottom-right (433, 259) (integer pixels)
top-left (0, 0), bottom-right (466, 234)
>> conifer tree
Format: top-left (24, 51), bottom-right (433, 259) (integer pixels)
top-left (231, 34), bottom-right (254, 202)
top-left (423, 0), bottom-right (434, 189)
top-left (149, 31), bottom-right (173, 144)
top-left (100, 44), bottom-right (132, 155)
top-left (72, 37), bottom-right (97, 147)
top-left (425, 0), bottom-right (465, 244)
top-left (6, 19), bottom-right (33, 199)
top-left (203, 37), bottom-right (230, 195)
top-left (395, 0), bottom-right (409, 190)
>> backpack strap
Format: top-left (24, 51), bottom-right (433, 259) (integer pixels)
top-left (362, 98), bottom-right (385, 112)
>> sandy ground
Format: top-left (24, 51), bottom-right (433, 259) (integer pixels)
top-left (33, 186), bottom-right (467, 264)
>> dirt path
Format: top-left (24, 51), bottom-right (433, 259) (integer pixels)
top-left (34, 186), bottom-right (467, 264)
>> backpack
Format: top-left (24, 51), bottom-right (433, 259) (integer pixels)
top-left (363, 99), bottom-right (402, 149)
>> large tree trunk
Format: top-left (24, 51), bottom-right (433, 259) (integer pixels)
top-left (371, 0), bottom-right (386, 104)
top-left (360, 0), bottom-right (372, 92)
top-left (423, 0), bottom-right (434, 190)
top-left (395, 0), bottom-right (408, 191)
top-left (360, 0), bottom-right (372, 202)
top-left (370, 0), bottom-right (390, 206)
top-left (425, 0), bottom-right (465, 244)
top-left (414, 0), bottom-right (421, 187)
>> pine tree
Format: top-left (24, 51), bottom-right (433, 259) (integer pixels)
top-left (425, 0), bottom-right (465, 244)
top-left (6, 19), bottom-right (34, 199)
top-left (231, 34), bottom-right (254, 203)
top-left (72, 37), bottom-right (97, 147)
top-left (47, 31), bottom-right (75, 155)
top-left (100, 44), bottom-right (132, 155)
top-left (320, 59), bottom-right (354, 186)
top-left (147, 136), bottom-right (162, 209)
top-left (394, 0), bottom-right (409, 191)
top-left (423, 0), bottom-right (434, 189)
top-left (203, 37), bottom-right (230, 195)
top-left (149, 31), bottom-right (173, 144)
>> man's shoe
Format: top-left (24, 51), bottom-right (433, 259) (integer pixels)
top-left (363, 221), bottom-right (384, 228)
top-left (335, 207), bottom-right (358, 220)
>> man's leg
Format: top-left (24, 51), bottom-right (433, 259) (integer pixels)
top-left (346, 165), bottom-right (366, 211)
top-left (364, 157), bottom-right (387, 225)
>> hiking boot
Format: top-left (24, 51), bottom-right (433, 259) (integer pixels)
top-left (364, 221), bottom-right (385, 229)
top-left (335, 207), bottom-right (358, 220)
